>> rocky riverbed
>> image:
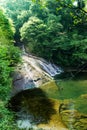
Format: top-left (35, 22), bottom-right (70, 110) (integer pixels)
top-left (11, 53), bottom-right (62, 96)
top-left (8, 53), bottom-right (87, 130)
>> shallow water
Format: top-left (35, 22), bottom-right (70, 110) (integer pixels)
top-left (43, 79), bottom-right (87, 100)
top-left (9, 72), bottom-right (87, 129)
top-left (41, 72), bottom-right (87, 114)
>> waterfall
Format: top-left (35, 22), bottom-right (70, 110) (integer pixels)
top-left (12, 45), bottom-right (63, 95)
top-left (21, 44), bottom-right (62, 77)
top-left (22, 54), bottom-right (63, 79)
top-left (23, 62), bottom-right (37, 89)
top-left (37, 60), bottom-right (62, 77)
top-left (10, 45), bottom-right (65, 130)
top-left (22, 54), bottom-right (62, 78)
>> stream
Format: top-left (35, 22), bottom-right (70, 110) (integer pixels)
top-left (8, 48), bottom-right (87, 130)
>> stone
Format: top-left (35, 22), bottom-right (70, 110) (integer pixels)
top-left (59, 103), bottom-right (87, 130)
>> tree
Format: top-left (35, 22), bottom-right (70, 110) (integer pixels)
top-left (2, 0), bottom-right (87, 68)
top-left (20, 16), bottom-right (65, 60)
top-left (0, 9), bottom-right (21, 97)
top-left (0, 9), bottom-right (14, 44)
top-left (4, 0), bottom-right (32, 42)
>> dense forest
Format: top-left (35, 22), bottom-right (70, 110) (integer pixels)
top-left (1, 0), bottom-right (87, 68)
top-left (0, 0), bottom-right (87, 129)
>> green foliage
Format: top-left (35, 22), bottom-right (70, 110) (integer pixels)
top-left (0, 9), bottom-right (15, 44)
top-left (0, 9), bottom-right (21, 99)
top-left (0, 45), bottom-right (20, 85)
top-left (4, 0), bottom-right (32, 41)
top-left (0, 100), bottom-right (19, 130)
top-left (0, 9), bottom-right (21, 129)
top-left (20, 16), bottom-right (63, 60)
top-left (19, 0), bottom-right (87, 68)
top-left (0, 9), bottom-right (21, 97)
top-left (0, 1), bottom-right (87, 129)
top-left (20, 16), bottom-right (47, 45)
top-left (3, 0), bottom-right (87, 68)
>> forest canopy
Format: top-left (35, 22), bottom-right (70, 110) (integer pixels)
top-left (0, 0), bottom-right (87, 69)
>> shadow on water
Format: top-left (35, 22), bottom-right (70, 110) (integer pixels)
top-left (8, 88), bottom-right (56, 124)
top-left (55, 72), bottom-right (87, 80)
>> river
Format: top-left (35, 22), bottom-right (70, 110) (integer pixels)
top-left (8, 49), bottom-right (87, 130)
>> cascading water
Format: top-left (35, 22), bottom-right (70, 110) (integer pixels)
top-left (22, 53), bottom-right (62, 78)
top-left (10, 45), bottom-right (64, 130)
top-left (37, 60), bottom-right (62, 77)
top-left (12, 44), bottom-right (63, 94)
top-left (9, 45), bottom-right (87, 130)
top-left (21, 44), bottom-right (62, 77)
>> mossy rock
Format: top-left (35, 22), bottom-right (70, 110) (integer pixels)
top-left (80, 94), bottom-right (87, 99)
top-left (60, 103), bottom-right (87, 130)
